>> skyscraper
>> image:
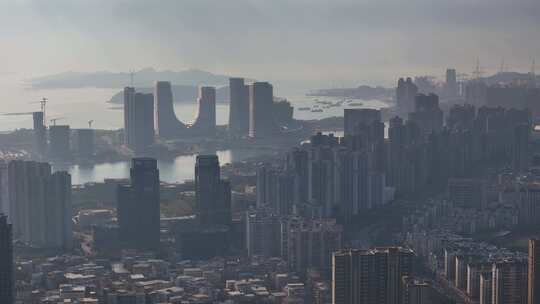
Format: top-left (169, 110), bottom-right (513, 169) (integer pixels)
top-left (123, 87), bottom-right (155, 153)
top-left (49, 125), bottom-right (71, 160)
top-left (343, 108), bottom-right (381, 138)
top-left (228, 78), bottom-right (250, 136)
top-left (396, 77), bottom-right (418, 117)
top-left (492, 259), bottom-right (528, 304)
top-left (529, 239), bottom-right (540, 304)
top-left (0, 214), bottom-right (13, 304)
top-left (332, 247), bottom-right (414, 304)
top-left (195, 155), bottom-right (231, 227)
top-left (513, 123), bottom-right (530, 173)
top-left (249, 82), bottom-right (277, 138)
top-left (76, 128), bottom-right (95, 158)
top-left (33, 111), bottom-right (47, 157)
top-left (117, 158), bottom-right (160, 250)
top-left (45, 171), bottom-right (73, 251)
top-left (7, 161), bottom-right (72, 250)
top-left (154, 81), bottom-right (187, 139)
top-left (445, 68), bottom-right (458, 98)
top-left (408, 94), bottom-right (443, 136)
top-left (285, 218), bottom-right (343, 275)
top-left (192, 86), bottom-right (216, 136)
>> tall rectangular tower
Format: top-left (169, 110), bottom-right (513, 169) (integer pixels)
top-left (249, 82), bottom-right (276, 138)
top-left (0, 214), bottom-right (13, 304)
top-left (492, 259), bottom-right (528, 304)
top-left (117, 158), bottom-right (160, 250)
top-left (195, 155), bottom-right (231, 227)
top-left (124, 87), bottom-right (154, 153)
top-left (228, 78), bottom-right (249, 135)
top-left (332, 247), bottom-right (414, 304)
top-left (530, 239), bottom-right (540, 304)
top-left (49, 125), bottom-right (71, 160)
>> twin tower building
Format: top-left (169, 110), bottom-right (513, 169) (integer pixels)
top-left (124, 79), bottom-right (278, 152)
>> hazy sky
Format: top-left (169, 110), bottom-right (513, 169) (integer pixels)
top-left (1, 0), bottom-right (539, 89)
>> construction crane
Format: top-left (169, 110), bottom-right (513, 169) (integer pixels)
top-left (88, 120), bottom-right (94, 128)
top-left (49, 117), bottom-right (65, 126)
top-left (2, 112), bottom-right (35, 116)
top-left (30, 97), bottom-right (48, 126)
top-left (472, 57), bottom-right (485, 80)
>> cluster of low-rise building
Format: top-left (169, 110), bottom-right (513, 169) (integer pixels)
top-left (14, 253), bottom-right (330, 304)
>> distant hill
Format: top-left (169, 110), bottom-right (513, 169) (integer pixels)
top-left (109, 85), bottom-right (230, 104)
top-left (28, 67), bottom-right (238, 89)
top-left (480, 71), bottom-right (534, 85)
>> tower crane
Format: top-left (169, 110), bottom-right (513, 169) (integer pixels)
top-left (49, 117), bottom-right (65, 126)
top-left (30, 97), bottom-right (48, 126)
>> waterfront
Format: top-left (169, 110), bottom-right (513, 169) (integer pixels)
top-left (1, 77), bottom-right (390, 184)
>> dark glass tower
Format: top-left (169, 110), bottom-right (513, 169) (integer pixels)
top-left (228, 78), bottom-right (249, 135)
top-left (0, 213), bottom-right (13, 304)
top-left (195, 155), bottom-right (231, 227)
top-left (117, 158), bottom-right (160, 250)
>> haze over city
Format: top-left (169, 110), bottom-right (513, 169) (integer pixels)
top-left (1, 0), bottom-right (539, 88)
top-left (0, 1), bottom-right (540, 304)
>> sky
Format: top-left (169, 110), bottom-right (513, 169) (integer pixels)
top-left (0, 0), bottom-right (539, 90)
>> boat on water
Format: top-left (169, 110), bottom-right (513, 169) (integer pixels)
top-left (311, 109), bottom-right (323, 113)
top-left (349, 102), bottom-right (364, 107)
top-left (298, 107), bottom-right (311, 111)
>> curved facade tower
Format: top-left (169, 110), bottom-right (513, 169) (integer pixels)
top-left (192, 86), bottom-right (216, 136)
top-left (154, 81), bottom-right (187, 139)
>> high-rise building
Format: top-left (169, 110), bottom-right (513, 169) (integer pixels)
top-left (7, 161), bottom-right (72, 250)
top-left (249, 82), bottom-right (277, 138)
top-left (256, 163), bottom-right (294, 214)
top-left (287, 148), bottom-right (309, 206)
top-left (408, 94), bottom-right (443, 136)
top-left (445, 68), bottom-right (458, 98)
top-left (343, 108), bottom-right (381, 138)
top-left (117, 158), bottom-right (160, 250)
top-left (513, 123), bottom-right (530, 173)
top-left (396, 77), bottom-right (418, 117)
top-left (154, 81), bottom-right (186, 139)
top-left (0, 161), bottom-right (9, 218)
top-left (447, 178), bottom-right (487, 209)
top-left (45, 171), bottom-right (73, 251)
top-left (479, 271), bottom-right (492, 304)
top-left (285, 218), bottom-right (343, 275)
top-left (0, 214), bottom-right (13, 304)
top-left (529, 238), bottom-right (540, 304)
top-left (33, 111), bottom-right (47, 157)
top-left (228, 78), bottom-right (250, 135)
top-left (486, 86), bottom-right (540, 117)
top-left (76, 128), bottom-right (95, 158)
top-left (245, 209), bottom-right (281, 257)
top-left (49, 125), bottom-right (71, 159)
top-left (124, 86), bottom-right (136, 146)
top-left (195, 155), bottom-right (231, 227)
top-left (192, 86), bottom-right (216, 136)
top-left (446, 104), bottom-right (476, 130)
top-left (492, 259), bottom-right (528, 304)
top-left (465, 80), bottom-right (487, 107)
top-left (332, 247), bottom-right (414, 304)
top-left (401, 277), bottom-right (436, 304)
top-left (518, 184), bottom-right (540, 228)
top-left (123, 88), bottom-right (155, 153)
